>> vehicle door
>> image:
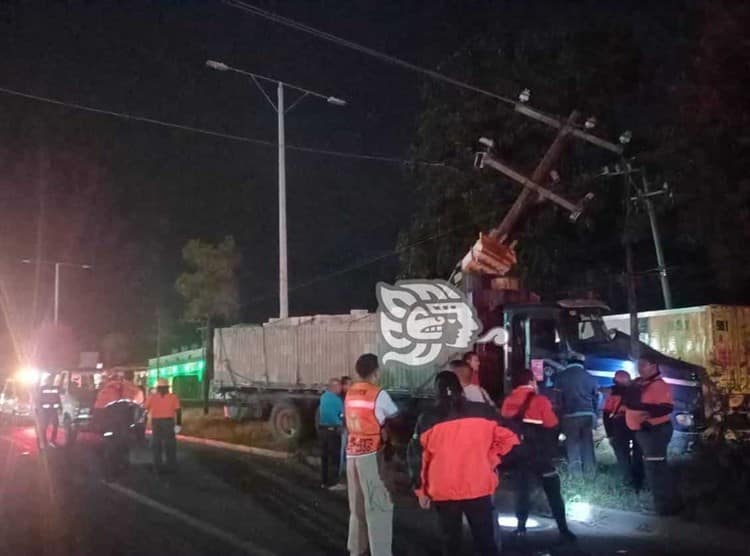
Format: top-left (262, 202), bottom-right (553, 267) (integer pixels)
top-left (0, 380), bottom-right (13, 414)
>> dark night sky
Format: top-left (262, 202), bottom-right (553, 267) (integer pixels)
top-left (0, 0), bottom-right (695, 368)
top-left (0, 0), bottom-right (497, 366)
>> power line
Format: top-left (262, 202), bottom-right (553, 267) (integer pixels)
top-left (223, 1), bottom-right (620, 140)
top-left (224, 0), bottom-right (519, 106)
top-left (0, 85), bottom-right (452, 168)
top-left (241, 207), bottom-right (501, 308)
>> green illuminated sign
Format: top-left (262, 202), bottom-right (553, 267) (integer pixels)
top-left (147, 359), bottom-right (205, 387)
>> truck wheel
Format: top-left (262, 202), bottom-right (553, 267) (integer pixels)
top-left (269, 401), bottom-right (302, 441)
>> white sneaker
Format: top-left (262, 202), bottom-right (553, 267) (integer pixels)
top-left (327, 483), bottom-right (346, 492)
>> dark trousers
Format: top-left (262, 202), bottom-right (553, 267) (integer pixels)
top-left (152, 418), bottom-right (177, 472)
top-left (318, 426), bottom-right (341, 486)
top-left (562, 415), bottom-right (596, 475)
top-left (434, 495), bottom-right (498, 556)
top-left (610, 420), bottom-right (643, 487)
top-left (39, 409), bottom-right (58, 445)
top-left (516, 465), bottom-right (569, 534)
top-left (636, 422), bottom-right (676, 514)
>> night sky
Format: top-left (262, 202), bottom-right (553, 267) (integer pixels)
top-left (0, 0), bottom-right (496, 368)
top-left (0, 1), bottom-right (715, 370)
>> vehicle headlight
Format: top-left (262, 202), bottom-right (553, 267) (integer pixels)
top-left (674, 413), bottom-right (694, 428)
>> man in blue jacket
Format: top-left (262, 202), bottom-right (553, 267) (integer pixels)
top-left (554, 354), bottom-right (599, 476)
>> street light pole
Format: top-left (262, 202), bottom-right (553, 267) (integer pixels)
top-left (54, 262), bottom-right (61, 325)
top-left (277, 82), bottom-right (288, 319)
top-left (205, 59), bottom-right (346, 319)
top-left (21, 259), bottom-right (93, 324)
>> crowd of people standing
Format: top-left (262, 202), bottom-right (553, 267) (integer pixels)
top-left (321, 350), bottom-right (676, 556)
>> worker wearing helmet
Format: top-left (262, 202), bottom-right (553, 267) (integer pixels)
top-left (145, 378), bottom-right (182, 474)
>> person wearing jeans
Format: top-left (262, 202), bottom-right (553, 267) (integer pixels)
top-left (554, 355), bottom-right (599, 476)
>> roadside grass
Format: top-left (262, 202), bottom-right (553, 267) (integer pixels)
top-left (180, 407), bottom-right (295, 451)
top-left (559, 464), bottom-right (650, 513)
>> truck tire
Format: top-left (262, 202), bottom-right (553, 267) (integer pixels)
top-left (269, 401), bottom-right (302, 441)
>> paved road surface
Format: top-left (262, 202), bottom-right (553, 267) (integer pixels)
top-left (0, 424), bottom-right (740, 556)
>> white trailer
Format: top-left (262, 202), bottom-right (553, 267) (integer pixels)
top-left (212, 311), bottom-right (437, 440)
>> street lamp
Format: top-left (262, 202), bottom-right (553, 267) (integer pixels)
top-left (21, 259), bottom-right (93, 324)
top-left (206, 59), bottom-right (347, 319)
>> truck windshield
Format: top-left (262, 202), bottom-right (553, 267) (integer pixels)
top-left (561, 309), bottom-right (611, 343)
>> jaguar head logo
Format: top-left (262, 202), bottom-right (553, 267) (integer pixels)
top-left (376, 280), bottom-right (482, 367)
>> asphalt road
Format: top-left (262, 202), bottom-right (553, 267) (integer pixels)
top-left (0, 424), bottom-right (741, 556)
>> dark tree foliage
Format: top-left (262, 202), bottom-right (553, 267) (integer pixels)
top-left (399, 1), bottom-right (750, 311)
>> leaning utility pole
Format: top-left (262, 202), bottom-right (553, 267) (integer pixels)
top-left (462, 99), bottom-right (624, 280)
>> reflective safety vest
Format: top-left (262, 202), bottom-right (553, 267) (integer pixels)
top-left (94, 379), bottom-right (143, 409)
top-left (39, 386), bottom-right (61, 410)
top-left (344, 382), bottom-right (382, 456)
top-left (625, 375), bottom-right (673, 431)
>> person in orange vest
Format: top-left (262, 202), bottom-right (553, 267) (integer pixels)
top-left (463, 351), bottom-right (481, 386)
top-left (501, 369), bottom-right (576, 543)
top-left (603, 370), bottom-right (643, 489)
top-left (625, 355), bottom-right (677, 514)
top-left (93, 370), bottom-right (144, 434)
top-left (145, 378), bottom-right (182, 474)
top-left (344, 353), bottom-right (399, 556)
top-left (408, 371), bottom-right (518, 555)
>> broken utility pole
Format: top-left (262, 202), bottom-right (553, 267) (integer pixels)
top-left (461, 105), bottom-right (623, 279)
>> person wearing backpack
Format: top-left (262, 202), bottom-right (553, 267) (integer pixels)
top-left (500, 369), bottom-right (576, 543)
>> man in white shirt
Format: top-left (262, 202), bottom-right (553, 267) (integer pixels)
top-left (450, 359), bottom-right (495, 407)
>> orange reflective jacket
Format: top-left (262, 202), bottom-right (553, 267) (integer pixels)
top-left (146, 392), bottom-right (181, 419)
top-left (94, 379), bottom-right (143, 409)
top-left (344, 382), bottom-right (382, 456)
top-left (625, 375), bottom-right (673, 431)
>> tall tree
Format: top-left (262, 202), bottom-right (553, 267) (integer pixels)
top-left (175, 237), bottom-right (241, 324)
top-left (396, 3), bottom-right (748, 311)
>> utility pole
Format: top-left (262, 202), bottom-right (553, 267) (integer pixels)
top-left (636, 175), bottom-right (673, 309)
top-left (463, 104), bottom-right (623, 280)
top-left (601, 162), bottom-right (673, 309)
top-left (624, 176), bottom-right (640, 359)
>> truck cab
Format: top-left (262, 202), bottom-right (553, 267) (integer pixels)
top-left (496, 299), bottom-right (706, 453)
